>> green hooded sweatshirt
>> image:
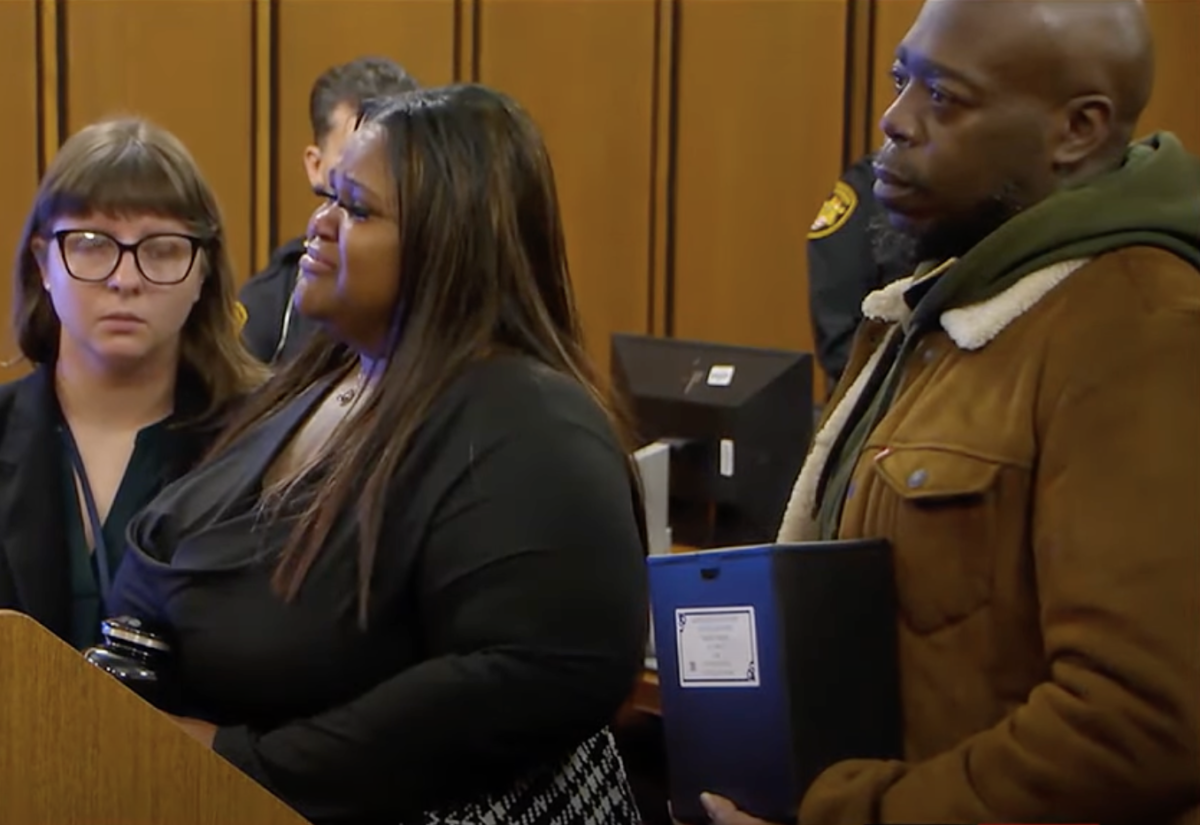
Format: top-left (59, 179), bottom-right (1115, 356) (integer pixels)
top-left (815, 132), bottom-right (1200, 539)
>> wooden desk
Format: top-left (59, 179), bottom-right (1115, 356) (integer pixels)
top-left (631, 670), bottom-right (660, 715)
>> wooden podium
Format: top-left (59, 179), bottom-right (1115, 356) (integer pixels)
top-left (0, 610), bottom-right (309, 824)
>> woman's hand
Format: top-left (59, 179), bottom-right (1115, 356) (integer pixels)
top-left (673, 793), bottom-right (782, 825)
top-left (700, 793), bottom-right (781, 825)
top-left (166, 714), bottom-right (218, 748)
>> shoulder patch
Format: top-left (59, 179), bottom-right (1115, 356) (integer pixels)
top-left (808, 180), bottom-right (858, 240)
top-left (233, 300), bottom-right (248, 330)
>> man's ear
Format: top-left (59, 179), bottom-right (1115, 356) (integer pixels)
top-left (1052, 94), bottom-right (1117, 168)
top-left (303, 145), bottom-right (324, 190)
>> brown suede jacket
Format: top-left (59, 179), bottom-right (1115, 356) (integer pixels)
top-left (779, 246), bottom-right (1200, 824)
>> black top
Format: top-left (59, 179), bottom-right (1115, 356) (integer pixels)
top-left (0, 366), bottom-right (219, 646)
top-left (238, 237), bottom-right (322, 364)
top-left (806, 153), bottom-right (909, 390)
top-left (107, 356), bottom-right (649, 825)
top-left (60, 416), bottom-right (181, 649)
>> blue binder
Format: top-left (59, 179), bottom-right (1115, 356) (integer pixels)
top-left (648, 540), bottom-right (901, 825)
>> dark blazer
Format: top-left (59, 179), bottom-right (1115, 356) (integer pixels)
top-left (0, 366), bottom-right (219, 642)
top-left (109, 356), bottom-right (649, 825)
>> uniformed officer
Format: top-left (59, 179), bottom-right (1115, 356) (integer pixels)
top-left (806, 152), bottom-right (910, 392)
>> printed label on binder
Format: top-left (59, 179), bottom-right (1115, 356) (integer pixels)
top-left (675, 606), bottom-right (760, 688)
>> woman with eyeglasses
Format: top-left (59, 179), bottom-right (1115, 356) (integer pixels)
top-left (0, 117), bottom-right (266, 649)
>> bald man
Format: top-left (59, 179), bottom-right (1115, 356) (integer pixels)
top-left (698, 2), bottom-right (1200, 824)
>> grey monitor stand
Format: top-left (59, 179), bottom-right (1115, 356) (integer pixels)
top-left (634, 440), bottom-right (672, 670)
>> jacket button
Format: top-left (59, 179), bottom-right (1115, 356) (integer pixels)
top-left (907, 468), bottom-right (927, 489)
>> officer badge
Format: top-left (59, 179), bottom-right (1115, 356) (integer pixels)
top-left (808, 180), bottom-right (857, 240)
top-left (233, 300), bottom-right (248, 331)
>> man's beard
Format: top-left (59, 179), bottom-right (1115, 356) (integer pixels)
top-left (868, 183), bottom-right (1028, 277)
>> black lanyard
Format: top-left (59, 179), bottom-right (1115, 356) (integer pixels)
top-left (59, 424), bottom-right (114, 603)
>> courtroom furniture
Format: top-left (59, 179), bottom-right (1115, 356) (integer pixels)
top-left (0, 610), bottom-right (308, 825)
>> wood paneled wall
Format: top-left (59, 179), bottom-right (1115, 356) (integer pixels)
top-left (62, 1), bottom-right (256, 298)
top-left (2, 0), bottom-right (1198, 384)
top-left (670, 0), bottom-right (847, 356)
top-left (0, 0), bottom-right (39, 372)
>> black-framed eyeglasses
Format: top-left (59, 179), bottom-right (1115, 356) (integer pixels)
top-left (51, 229), bottom-right (208, 286)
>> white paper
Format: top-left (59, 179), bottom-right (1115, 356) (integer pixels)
top-left (707, 364), bottom-right (735, 387)
top-left (675, 606), bottom-right (760, 688)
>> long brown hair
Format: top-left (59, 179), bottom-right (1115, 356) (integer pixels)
top-left (209, 85), bottom-right (641, 622)
top-left (11, 116), bottom-right (267, 418)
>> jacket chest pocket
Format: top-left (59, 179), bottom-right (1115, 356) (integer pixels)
top-left (869, 446), bottom-right (1000, 634)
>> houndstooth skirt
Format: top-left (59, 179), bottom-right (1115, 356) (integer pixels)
top-left (414, 728), bottom-right (642, 825)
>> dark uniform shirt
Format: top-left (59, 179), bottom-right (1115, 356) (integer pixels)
top-left (238, 237), bottom-right (322, 365)
top-left (806, 153), bottom-right (910, 392)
